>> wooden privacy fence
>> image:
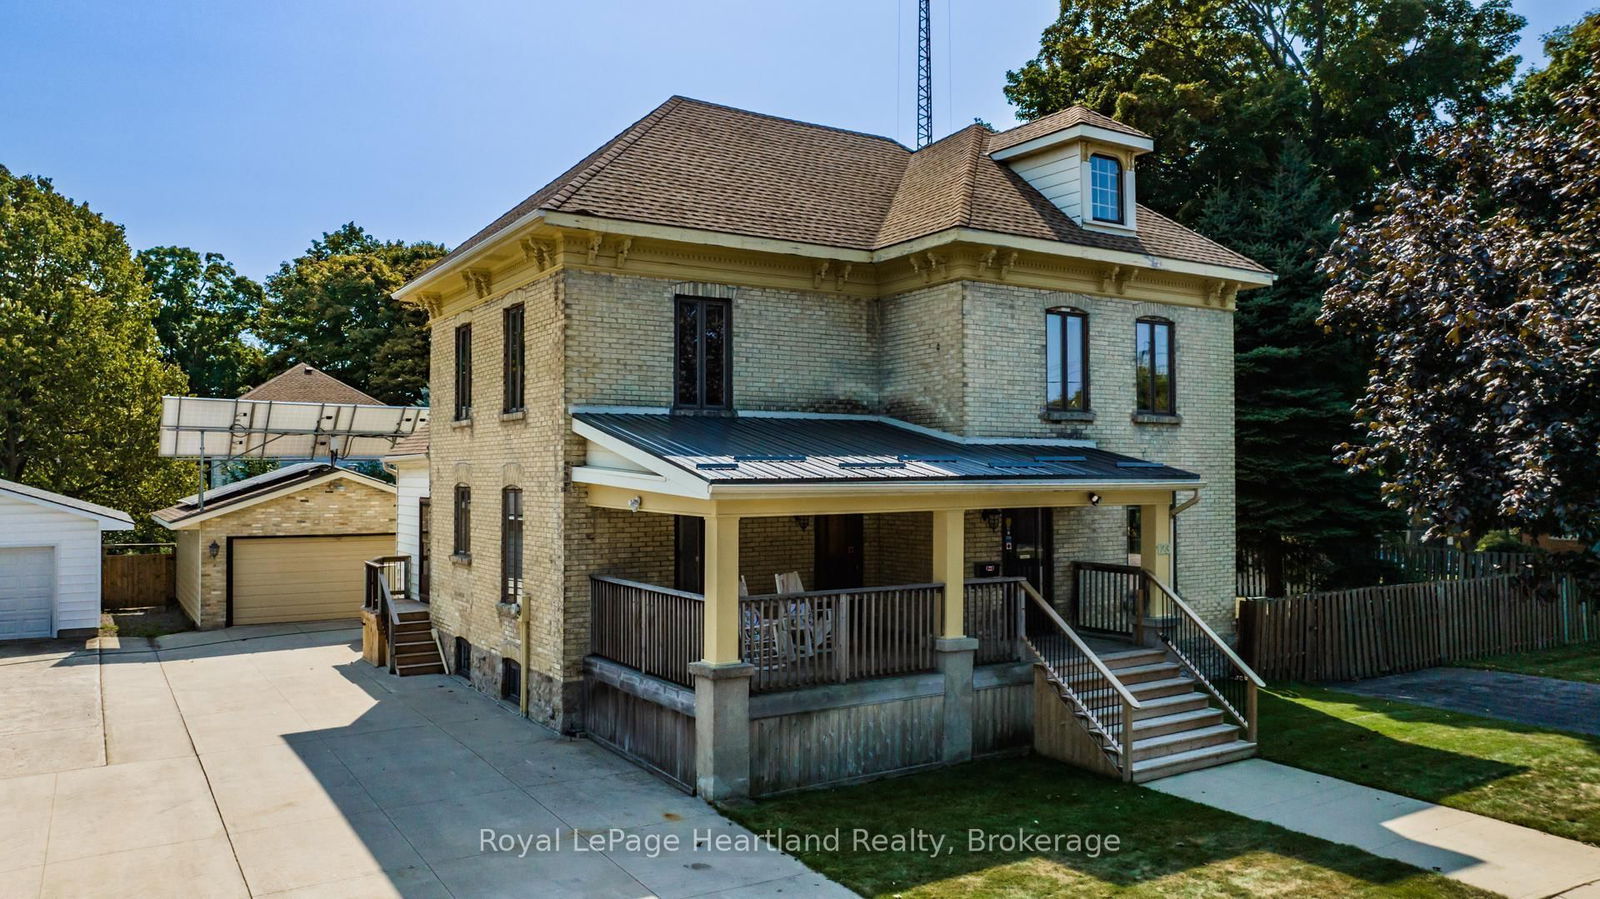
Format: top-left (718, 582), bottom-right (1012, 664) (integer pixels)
top-left (1374, 544), bottom-right (1533, 582)
top-left (101, 545), bottom-right (176, 609)
top-left (1239, 575), bottom-right (1598, 682)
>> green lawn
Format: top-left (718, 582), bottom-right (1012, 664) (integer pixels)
top-left (724, 757), bottom-right (1488, 898)
top-left (1456, 643), bottom-right (1600, 684)
top-left (1259, 686), bottom-right (1600, 845)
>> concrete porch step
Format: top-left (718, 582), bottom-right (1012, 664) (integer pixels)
top-left (1130, 740), bottom-right (1257, 783)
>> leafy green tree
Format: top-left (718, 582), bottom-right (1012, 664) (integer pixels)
top-left (258, 224), bottom-right (445, 405)
top-left (1321, 64), bottom-right (1600, 556)
top-left (1003, 0), bottom-right (1522, 591)
top-left (0, 166), bottom-right (191, 526)
top-left (139, 246), bottom-right (265, 398)
top-left (1513, 11), bottom-right (1600, 122)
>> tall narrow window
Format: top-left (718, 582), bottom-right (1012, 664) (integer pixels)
top-left (501, 487), bottom-right (523, 604)
top-left (452, 484), bottom-right (471, 557)
top-left (502, 304), bottom-right (524, 414)
top-left (453, 324), bottom-right (473, 420)
top-left (674, 515), bottom-right (705, 593)
top-left (1045, 307), bottom-right (1089, 411)
top-left (1135, 318), bottom-right (1175, 414)
top-left (674, 296), bottom-right (732, 411)
top-left (1090, 154), bottom-right (1124, 224)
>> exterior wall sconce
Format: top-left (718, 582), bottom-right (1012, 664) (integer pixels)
top-left (793, 516), bottom-right (811, 531)
top-left (980, 509), bottom-right (1001, 531)
top-left (208, 540), bottom-right (220, 559)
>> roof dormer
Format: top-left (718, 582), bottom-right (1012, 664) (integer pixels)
top-left (989, 107), bottom-right (1153, 235)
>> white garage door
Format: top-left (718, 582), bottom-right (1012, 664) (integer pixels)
top-left (0, 547), bottom-right (54, 639)
top-left (231, 535), bottom-right (395, 625)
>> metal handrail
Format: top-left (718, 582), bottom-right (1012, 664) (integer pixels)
top-left (1146, 573), bottom-right (1265, 688)
top-left (1017, 579), bottom-right (1143, 710)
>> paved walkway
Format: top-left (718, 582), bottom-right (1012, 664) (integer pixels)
top-left (0, 625), bottom-right (849, 898)
top-left (1147, 759), bottom-right (1600, 899)
top-left (1336, 668), bottom-right (1600, 736)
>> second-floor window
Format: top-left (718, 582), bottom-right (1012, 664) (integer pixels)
top-left (502, 304), bottom-right (525, 414)
top-left (1046, 307), bottom-right (1089, 411)
top-left (674, 296), bottom-right (732, 411)
top-left (1090, 154), bottom-right (1124, 224)
top-left (452, 484), bottom-right (471, 556)
top-left (1135, 317), bottom-right (1175, 414)
top-left (501, 487), bottom-right (523, 603)
top-left (453, 324), bottom-right (473, 420)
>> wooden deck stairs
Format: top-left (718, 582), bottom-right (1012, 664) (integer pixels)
top-left (1080, 647), bottom-right (1256, 782)
top-left (390, 600), bottom-right (445, 676)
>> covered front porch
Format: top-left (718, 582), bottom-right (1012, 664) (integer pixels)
top-left (570, 410), bottom-right (1261, 798)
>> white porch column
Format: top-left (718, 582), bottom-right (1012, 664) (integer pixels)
top-left (1139, 497), bottom-right (1175, 616)
top-left (691, 513), bottom-right (753, 800)
top-left (932, 508), bottom-right (966, 638)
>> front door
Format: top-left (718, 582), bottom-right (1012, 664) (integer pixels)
top-left (813, 514), bottom-right (864, 590)
top-left (1001, 508), bottom-right (1053, 598)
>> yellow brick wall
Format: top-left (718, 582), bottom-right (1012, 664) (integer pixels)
top-left (185, 477), bottom-right (396, 629)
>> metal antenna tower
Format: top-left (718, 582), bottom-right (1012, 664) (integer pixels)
top-left (916, 0), bottom-right (932, 148)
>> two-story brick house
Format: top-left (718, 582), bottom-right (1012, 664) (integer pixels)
top-left (390, 97), bottom-right (1271, 798)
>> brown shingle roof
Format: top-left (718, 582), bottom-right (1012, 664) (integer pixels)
top-left (987, 106), bottom-right (1151, 152)
top-left (385, 422), bottom-right (429, 458)
top-left (241, 365), bottom-right (382, 405)
top-left (427, 97), bottom-right (1267, 277)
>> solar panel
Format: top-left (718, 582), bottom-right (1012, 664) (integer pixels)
top-left (159, 395), bottom-right (429, 461)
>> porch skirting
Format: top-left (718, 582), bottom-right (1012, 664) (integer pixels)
top-left (582, 655), bottom-right (1034, 799)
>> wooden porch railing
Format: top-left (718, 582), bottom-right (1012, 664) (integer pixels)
top-left (741, 583), bottom-right (941, 692)
top-left (963, 577), bottom-right (1028, 664)
top-left (590, 576), bottom-right (705, 688)
top-left (1146, 574), bottom-right (1263, 741)
top-left (364, 555), bottom-right (411, 674)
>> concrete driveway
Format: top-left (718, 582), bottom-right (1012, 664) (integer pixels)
top-left (0, 625), bottom-right (848, 898)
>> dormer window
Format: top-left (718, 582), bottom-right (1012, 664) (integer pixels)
top-left (1089, 155), bottom-right (1124, 224)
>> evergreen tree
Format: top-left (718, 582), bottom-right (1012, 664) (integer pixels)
top-left (1003, 0), bottom-right (1522, 590)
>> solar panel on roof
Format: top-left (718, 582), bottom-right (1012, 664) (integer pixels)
top-left (696, 462), bottom-right (739, 471)
top-left (1116, 461), bottom-right (1164, 468)
top-left (1034, 455), bottom-right (1087, 463)
top-left (898, 454), bottom-right (958, 463)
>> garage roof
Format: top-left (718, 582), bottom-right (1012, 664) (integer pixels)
top-left (0, 478), bottom-right (133, 530)
top-left (152, 463), bottom-right (395, 529)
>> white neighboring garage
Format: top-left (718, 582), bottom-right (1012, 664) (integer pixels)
top-left (0, 478), bottom-right (133, 639)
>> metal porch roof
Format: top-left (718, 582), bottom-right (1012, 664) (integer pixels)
top-left (574, 412), bottom-right (1199, 486)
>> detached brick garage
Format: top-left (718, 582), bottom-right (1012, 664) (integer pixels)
top-left (153, 463), bottom-right (396, 629)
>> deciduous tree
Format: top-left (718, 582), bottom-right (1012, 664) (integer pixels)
top-left (139, 246), bottom-right (265, 398)
top-left (0, 166), bottom-right (190, 524)
top-left (258, 224), bottom-right (445, 405)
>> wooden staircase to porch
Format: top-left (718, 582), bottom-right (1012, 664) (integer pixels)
top-left (1075, 647), bottom-right (1256, 782)
top-left (1021, 572), bottom-right (1264, 784)
top-left (390, 600), bottom-right (445, 676)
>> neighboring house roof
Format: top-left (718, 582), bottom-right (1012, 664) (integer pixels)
top-left (240, 364), bottom-right (382, 405)
top-left (152, 462), bottom-right (395, 528)
top-left (573, 411), bottom-right (1199, 486)
top-left (383, 422), bottom-right (429, 460)
top-left (426, 97), bottom-right (1268, 279)
top-left (0, 477), bottom-right (133, 530)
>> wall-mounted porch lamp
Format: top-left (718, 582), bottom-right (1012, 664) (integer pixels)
top-left (208, 540), bottom-right (220, 559)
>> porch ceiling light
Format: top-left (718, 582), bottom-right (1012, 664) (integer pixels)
top-left (1088, 492), bottom-right (1102, 506)
top-left (627, 495), bottom-right (641, 512)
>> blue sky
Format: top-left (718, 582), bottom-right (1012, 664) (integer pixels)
top-left (1, 0), bottom-right (1592, 281)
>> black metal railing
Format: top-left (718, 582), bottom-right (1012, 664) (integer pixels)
top-left (1018, 579), bottom-right (1141, 779)
top-left (1071, 561), bottom-right (1146, 639)
top-left (1146, 573), bottom-right (1262, 741)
